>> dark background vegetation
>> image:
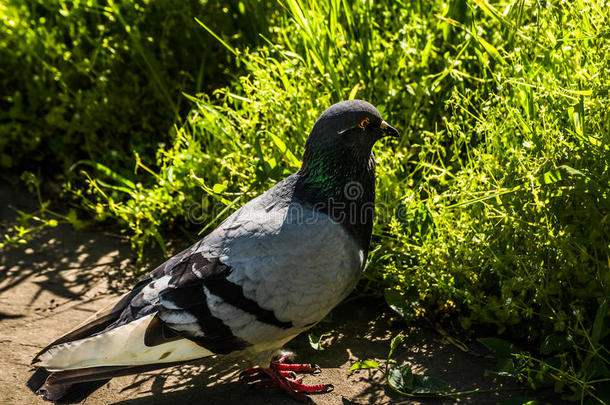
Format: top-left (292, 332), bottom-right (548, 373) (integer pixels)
top-left (1, 0), bottom-right (608, 403)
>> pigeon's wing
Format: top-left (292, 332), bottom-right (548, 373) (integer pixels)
top-left (33, 249), bottom-right (250, 372)
top-left (31, 271), bottom-right (157, 365)
top-left (191, 195), bottom-right (366, 346)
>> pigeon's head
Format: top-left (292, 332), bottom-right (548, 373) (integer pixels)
top-left (302, 100), bottom-right (399, 165)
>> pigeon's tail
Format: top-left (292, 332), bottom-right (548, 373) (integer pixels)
top-left (27, 280), bottom-right (153, 403)
top-left (27, 313), bottom-right (214, 404)
top-left (27, 274), bottom-right (215, 403)
top-left (27, 367), bottom-right (110, 404)
top-left (27, 361), bottom-right (192, 404)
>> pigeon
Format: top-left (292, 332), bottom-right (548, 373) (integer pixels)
top-left (27, 99), bottom-right (399, 403)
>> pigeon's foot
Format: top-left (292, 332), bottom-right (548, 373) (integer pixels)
top-left (241, 355), bottom-right (332, 402)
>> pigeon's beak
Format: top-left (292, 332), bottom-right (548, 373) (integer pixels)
top-left (380, 120), bottom-right (400, 138)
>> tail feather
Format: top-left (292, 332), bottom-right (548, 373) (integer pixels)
top-left (27, 367), bottom-right (110, 404)
top-left (27, 367), bottom-right (52, 394)
top-left (47, 360), bottom-right (190, 385)
top-left (31, 312), bottom-right (118, 365)
top-left (27, 277), bottom-right (155, 403)
top-left (32, 278), bottom-right (151, 364)
top-left (28, 361), bottom-right (190, 404)
top-left (36, 314), bottom-right (213, 371)
top-left (27, 257), bottom-right (213, 403)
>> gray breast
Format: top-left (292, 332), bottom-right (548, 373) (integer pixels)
top-left (193, 199), bottom-right (364, 345)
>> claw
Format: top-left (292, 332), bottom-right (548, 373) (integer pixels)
top-left (279, 370), bottom-right (297, 379)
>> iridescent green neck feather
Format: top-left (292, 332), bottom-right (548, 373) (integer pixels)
top-left (294, 140), bottom-right (376, 253)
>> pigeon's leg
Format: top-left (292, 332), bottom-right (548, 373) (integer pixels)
top-left (241, 355), bottom-right (332, 402)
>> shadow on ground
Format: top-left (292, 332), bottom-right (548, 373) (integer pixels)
top-left (102, 301), bottom-right (538, 405)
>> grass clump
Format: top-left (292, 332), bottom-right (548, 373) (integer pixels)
top-left (68, 51), bottom-right (329, 259)
top-left (0, 0), bottom-right (270, 172)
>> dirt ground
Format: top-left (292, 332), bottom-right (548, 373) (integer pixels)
top-left (0, 184), bottom-right (554, 405)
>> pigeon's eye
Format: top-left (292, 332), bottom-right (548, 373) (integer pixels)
top-left (358, 117), bottom-right (370, 129)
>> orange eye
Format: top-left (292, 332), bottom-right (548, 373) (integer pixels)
top-left (359, 117), bottom-right (370, 129)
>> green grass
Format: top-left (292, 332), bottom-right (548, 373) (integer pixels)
top-left (2, 0), bottom-right (609, 403)
top-left (0, 0), bottom-right (271, 172)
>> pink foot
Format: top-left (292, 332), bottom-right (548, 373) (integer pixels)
top-left (272, 354), bottom-right (321, 373)
top-left (240, 355), bottom-right (332, 402)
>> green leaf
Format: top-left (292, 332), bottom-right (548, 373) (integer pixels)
top-left (348, 83), bottom-right (361, 100)
top-left (194, 17), bottom-right (238, 56)
top-left (69, 160), bottom-right (136, 190)
top-left (387, 364), bottom-right (414, 392)
top-left (476, 36), bottom-right (506, 65)
top-left (388, 333), bottom-right (405, 360)
top-left (478, 338), bottom-right (520, 377)
top-left (308, 332), bottom-right (330, 351)
top-left (591, 297), bottom-right (609, 345)
top-left (349, 360), bottom-right (380, 372)
top-left (540, 333), bottom-right (572, 355)
top-left (411, 374), bottom-right (449, 394)
top-left (212, 183), bottom-right (227, 194)
top-left (477, 337), bottom-right (519, 359)
top-left (95, 178), bottom-right (136, 196)
top-left (66, 208), bottom-right (85, 230)
top-left (384, 289), bottom-right (415, 323)
top-left (269, 133), bottom-right (300, 166)
top-left (152, 230), bottom-right (168, 258)
top-left (495, 357), bottom-right (517, 377)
